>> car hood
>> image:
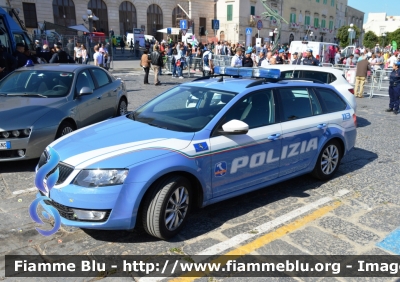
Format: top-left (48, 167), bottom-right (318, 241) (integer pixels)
top-left (50, 116), bottom-right (195, 168)
top-left (0, 97), bottom-right (65, 130)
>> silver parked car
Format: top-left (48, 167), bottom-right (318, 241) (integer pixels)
top-left (0, 64), bottom-right (128, 161)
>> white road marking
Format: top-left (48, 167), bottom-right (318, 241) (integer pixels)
top-left (139, 189), bottom-right (351, 282)
top-left (12, 187), bottom-right (37, 195)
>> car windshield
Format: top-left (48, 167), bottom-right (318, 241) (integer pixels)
top-left (131, 85), bottom-right (237, 132)
top-left (0, 70), bottom-right (74, 98)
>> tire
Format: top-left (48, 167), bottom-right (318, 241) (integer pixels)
top-left (116, 97), bottom-right (128, 116)
top-left (311, 140), bottom-right (342, 180)
top-left (142, 175), bottom-right (192, 240)
top-left (55, 121), bottom-right (75, 139)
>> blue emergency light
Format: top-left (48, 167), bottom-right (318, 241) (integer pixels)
top-left (213, 66), bottom-right (281, 79)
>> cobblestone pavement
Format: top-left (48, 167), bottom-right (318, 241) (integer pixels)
top-left (1, 71), bottom-right (400, 282)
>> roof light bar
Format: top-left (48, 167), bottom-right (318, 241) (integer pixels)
top-left (213, 66), bottom-right (281, 79)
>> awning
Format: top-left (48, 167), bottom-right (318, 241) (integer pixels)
top-left (68, 24), bottom-right (90, 33)
top-left (157, 28), bottom-right (180, 35)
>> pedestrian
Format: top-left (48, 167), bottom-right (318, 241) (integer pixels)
top-left (49, 42), bottom-right (75, 63)
top-left (38, 44), bottom-right (52, 63)
top-left (386, 61), bottom-right (400, 115)
top-left (354, 54), bottom-right (370, 98)
top-left (112, 36), bottom-right (117, 53)
top-left (81, 45), bottom-right (88, 64)
top-left (242, 48), bottom-right (253, 67)
top-left (230, 47), bottom-right (243, 67)
top-left (14, 43), bottom-right (29, 68)
top-left (66, 39), bottom-right (75, 58)
top-left (202, 44), bottom-right (214, 76)
top-left (140, 50), bottom-right (151, 85)
top-left (335, 49), bottom-right (341, 65)
top-left (345, 54), bottom-right (354, 67)
top-left (92, 45), bottom-right (104, 67)
top-left (150, 45), bottom-right (162, 86)
top-left (74, 42), bottom-right (82, 64)
top-left (276, 49), bottom-right (285, 64)
top-left (269, 57), bottom-right (277, 65)
top-left (120, 38), bottom-right (125, 54)
top-left (193, 48), bottom-right (203, 71)
top-left (34, 40), bottom-right (41, 53)
top-left (291, 52), bottom-right (302, 65)
top-left (257, 51), bottom-right (266, 66)
top-left (302, 49), bottom-right (319, 66)
top-left (260, 51), bottom-right (272, 67)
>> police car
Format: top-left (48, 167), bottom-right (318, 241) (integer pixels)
top-left (36, 67), bottom-right (357, 239)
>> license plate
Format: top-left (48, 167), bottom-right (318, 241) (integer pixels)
top-left (0, 141), bottom-right (11, 150)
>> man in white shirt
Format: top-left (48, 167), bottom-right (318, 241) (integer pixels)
top-left (388, 53), bottom-right (397, 68)
top-left (93, 45), bottom-right (104, 67)
top-left (216, 42), bottom-right (222, 55)
top-left (334, 50), bottom-right (341, 65)
top-left (260, 51), bottom-right (273, 67)
top-left (230, 47), bottom-right (243, 67)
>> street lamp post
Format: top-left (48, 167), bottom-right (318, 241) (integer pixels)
top-left (82, 9), bottom-right (99, 33)
top-left (273, 28), bottom-right (278, 45)
top-left (310, 31), bottom-right (314, 41)
top-left (348, 23), bottom-right (354, 46)
top-left (382, 32), bottom-right (386, 48)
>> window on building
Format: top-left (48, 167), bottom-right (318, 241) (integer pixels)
top-left (88, 0), bottom-right (108, 34)
top-left (53, 0), bottom-right (76, 28)
top-left (290, 13), bottom-right (296, 23)
top-left (316, 0), bottom-right (320, 2)
top-left (331, 0), bottom-right (335, 6)
top-left (227, 4), bottom-right (233, 21)
top-left (323, 0), bottom-right (327, 4)
top-left (321, 19), bottom-right (326, 28)
top-left (305, 15), bottom-right (311, 25)
top-left (200, 17), bottom-right (206, 32)
top-left (250, 6), bottom-right (255, 16)
top-left (329, 20), bottom-right (334, 30)
top-left (22, 3), bottom-right (37, 28)
top-left (119, 1), bottom-right (137, 36)
top-left (314, 18), bottom-right (319, 28)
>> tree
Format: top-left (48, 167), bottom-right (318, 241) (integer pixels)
top-left (336, 25), bottom-right (361, 47)
top-left (363, 31), bottom-right (379, 49)
top-left (387, 28), bottom-right (400, 50)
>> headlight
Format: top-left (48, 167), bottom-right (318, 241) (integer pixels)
top-left (73, 169), bottom-right (128, 187)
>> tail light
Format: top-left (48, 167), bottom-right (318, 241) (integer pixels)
top-left (353, 114), bottom-right (357, 127)
top-left (348, 88), bottom-right (354, 94)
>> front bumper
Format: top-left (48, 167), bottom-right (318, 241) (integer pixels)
top-left (37, 180), bottom-right (146, 230)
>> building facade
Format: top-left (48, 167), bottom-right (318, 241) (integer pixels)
top-left (345, 5), bottom-right (364, 45)
top-left (363, 13), bottom-right (400, 36)
top-left (1, 0), bottom-right (216, 42)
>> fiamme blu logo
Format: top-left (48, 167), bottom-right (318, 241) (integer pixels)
top-left (29, 147), bottom-right (62, 236)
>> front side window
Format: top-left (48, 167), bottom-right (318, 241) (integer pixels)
top-left (132, 86), bottom-right (237, 132)
top-left (75, 70), bottom-right (95, 94)
top-left (301, 71), bottom-right (330, 83)
top-left (217, 89), bottom-right (275, 131)
top-left (0, 71), bottom-right (73, 97)
top-left (278, 88), bottom-right (313, 121)
top-left (315, 88), bottom-right (347, 113)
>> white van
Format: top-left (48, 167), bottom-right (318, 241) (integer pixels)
top-left (289, 41), bottom-right (338, 64)
top-left (144, 35), bottom-right (155, 42)
top-left (341, 45), bottom-right (357, 58)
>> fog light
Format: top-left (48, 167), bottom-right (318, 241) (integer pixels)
top-left (23, 128), bottom-right (31, 136)
top-left (2, 131), bottom-right (9, 138)
top-left (12, 130), bottom-right (20, 137)
top-left (71, 209), bottom-right (107, 221)
top-left (17, 149), bottom-right (25, 157)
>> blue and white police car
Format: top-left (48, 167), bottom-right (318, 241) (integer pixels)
top-left (36, 67), bottom-right (357, 239)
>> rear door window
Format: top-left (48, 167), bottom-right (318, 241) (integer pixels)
top-left (315, 88), bottom-right (348, 113)
top-left (90, 68), bottom-right (111, 88)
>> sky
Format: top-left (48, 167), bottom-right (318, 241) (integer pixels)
top-left (348, 0), bottom-right (400, 22)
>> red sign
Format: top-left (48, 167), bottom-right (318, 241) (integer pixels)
top-left (182, 29), bottom-right (187, 36)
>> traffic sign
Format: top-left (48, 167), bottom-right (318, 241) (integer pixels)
top-left (246, 27), bottom-right (252, 35)
top-left (212, 19), bottom-right (220, 30)
top-left (180, 20), bottom-right (188, 30)
top-left (167, 28), bottom-right (171, 34)
top-left (182, 29), bottom-right (187, 36)
top-left (257, 20), bottom-right (263, 30)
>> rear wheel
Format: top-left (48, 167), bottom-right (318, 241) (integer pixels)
top-left (117, 97), bottom-right (128, 116)
top-left (311, 140), bottom-right (342, 180)
top-left (55, 121), bottom-right (75, 139)
top-left (142, 175), bottom-right (192, 239)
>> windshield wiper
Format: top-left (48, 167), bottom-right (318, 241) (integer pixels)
top-left (7, 93), bottom-right (47, 98)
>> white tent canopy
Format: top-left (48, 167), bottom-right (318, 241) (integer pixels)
top-left (68, 24), bottom-right (90, 33)
top-left (157, 27), bottom-right (180, 35)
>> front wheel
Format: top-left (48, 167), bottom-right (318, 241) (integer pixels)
top-left (55, 121), bottom-right (75, 139)
top-left (311, 140), bottom-right (342, 180)
top-left (142, 175), bottom-right (192, 239)
top-left (116, 98), bottom-right (128, 116)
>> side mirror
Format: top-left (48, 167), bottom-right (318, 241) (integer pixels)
top-left (79, 86), bottom-right (93, 96)
top-left (218, 119), bottom-right (249, 135)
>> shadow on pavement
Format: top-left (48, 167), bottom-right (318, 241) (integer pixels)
top-left (0, 158), bottom-right (38, 173)
top-left (356, 116), bottom-right (371, 128)
top-left (83, 147), bottom-right (378, 244)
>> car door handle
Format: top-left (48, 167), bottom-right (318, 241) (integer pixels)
top-left (267, 133), bottom-right (281, 140)
top-left (97, 96), bottom-right (102, 99)
top-left (317, 123), bottom-right (327, 129)
top-left (113, 88), bottom-right (118, 92)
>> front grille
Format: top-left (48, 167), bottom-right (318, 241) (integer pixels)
top-left (47, 162), bottom-right (74, 185)
top-left (0, 150), bottom-right (21, 159)
top-left (40, 191), bottom-right (111, 222)
top-left (38, 150), bottom-right (74, 185)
